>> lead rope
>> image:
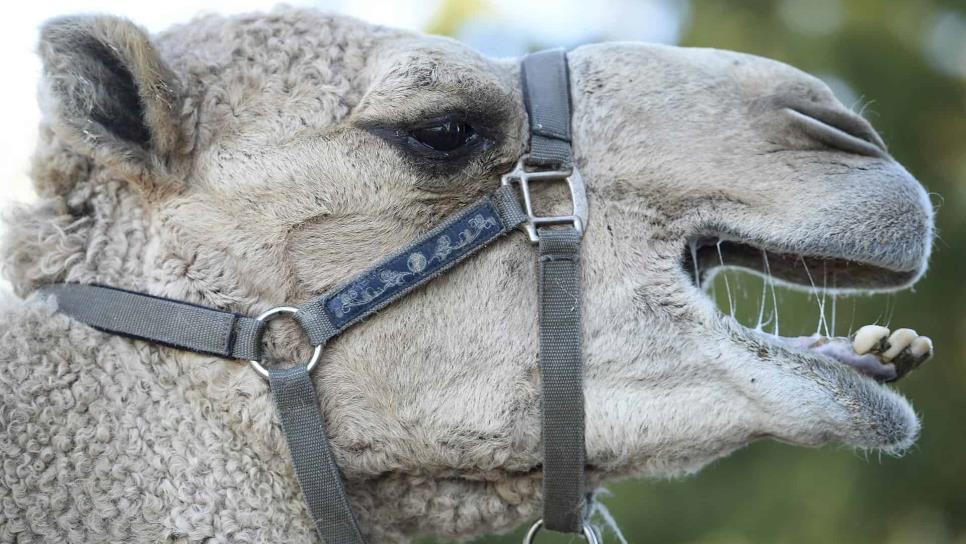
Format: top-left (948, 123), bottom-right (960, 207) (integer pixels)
top-left (35, 50), bottom-right (594, 543)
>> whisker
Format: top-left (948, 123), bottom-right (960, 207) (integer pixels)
top-left (830, 293), bottom-right (838, 337)
top-left (830, 272), bottom-right (838, 337)
top-left (755, 253), bottom-right (768, 331)
top-left (801, 258), bottom-right (829, 337)
top-left (762, 252), bottom-right (779, 336)
top-left (690, 240), bottom-right (700, 287)
top-left (716, 241), bottom-right (736, 318)
top-left (820, 262), bottom-right (830, 337)
top-left (884, 294), bottom-right (896, 328)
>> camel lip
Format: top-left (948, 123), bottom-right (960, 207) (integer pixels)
top-left (680, 235), bottom-right (922, 293)
top-left (739, 326), bottom-right (900, 383)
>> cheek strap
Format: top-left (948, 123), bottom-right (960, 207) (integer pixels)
top-left (521, 49), bottom-right (590, 536)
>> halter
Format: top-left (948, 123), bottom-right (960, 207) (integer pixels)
top-left (37, 50), bottom-right (596, 543)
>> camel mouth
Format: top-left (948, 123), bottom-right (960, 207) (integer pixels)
top-left (680, 236), bottom-right (931, 384)
top-left (681, 236), bottom-right (922, 293)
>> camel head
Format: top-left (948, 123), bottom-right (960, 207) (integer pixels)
top-left (6, 8), bottom-right (934, 541)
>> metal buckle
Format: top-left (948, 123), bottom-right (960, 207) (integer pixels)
top-left (501, 155), bottom-right (588, 243)
top-left (523, 519), bottom-right (600, 544)
top-left (248, 306), bottom-right (323, 379)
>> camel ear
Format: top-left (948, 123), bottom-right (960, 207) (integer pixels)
top-left (37, 15), bottom-right (193, 186)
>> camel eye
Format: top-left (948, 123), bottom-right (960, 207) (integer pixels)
top-left (409, 120), bottom-right (477, 153)
top-left (364, 113), bottom-right (491, 171)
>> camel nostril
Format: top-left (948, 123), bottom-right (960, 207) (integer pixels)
top-left (784, 105), bottom-right (888, 158)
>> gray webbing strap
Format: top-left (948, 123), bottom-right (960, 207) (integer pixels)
top-left (39, 186), bottom-right (526, 362)
top-left (36, 283), bottom-right (265, 360)
top-left (269, 366), bottom-right (365, 543)
top-left (295, 185), bottom-right (526, 347)
top-left (537, 227), bottom-right (586, 533)
top-left (521, 49), bottom-right (573, 169)
top-left (522, 49), bottom-right (587, 534)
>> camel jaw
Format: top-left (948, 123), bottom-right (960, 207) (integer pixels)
top-left (662, 231), bottom-right (934, 452)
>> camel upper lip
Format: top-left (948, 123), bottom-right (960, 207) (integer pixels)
top-left (681, 235), bottom-right (923, 292)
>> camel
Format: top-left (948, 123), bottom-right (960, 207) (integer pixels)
top-left (0, 7), bottom-right (937, 543)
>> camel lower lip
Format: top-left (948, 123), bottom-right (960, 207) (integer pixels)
top-left (766, 332), bottom-right (897, 382)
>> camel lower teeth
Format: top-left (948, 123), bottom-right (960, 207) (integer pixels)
top-left (909, 337), bottom-right (933, 358)
top-left (850, 324), bottom-right (934, 380)
top-left (853, 325), bottom-right (890, 355)
top-left (775, 324), bottom-right (934, 382)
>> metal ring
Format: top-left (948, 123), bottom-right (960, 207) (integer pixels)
top-left (523, 519), bottom-right (600, 544)
top-left (248, 306), bottom-right (323, 380)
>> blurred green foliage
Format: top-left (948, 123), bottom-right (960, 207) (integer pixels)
top-left (423, 0), bottom-right (966, 542)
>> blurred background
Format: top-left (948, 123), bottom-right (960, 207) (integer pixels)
top-left (1, 0), bottom-right (963, 542)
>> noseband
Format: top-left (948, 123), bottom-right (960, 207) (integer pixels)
top-left (37, 50), bottom-right (596, 543)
